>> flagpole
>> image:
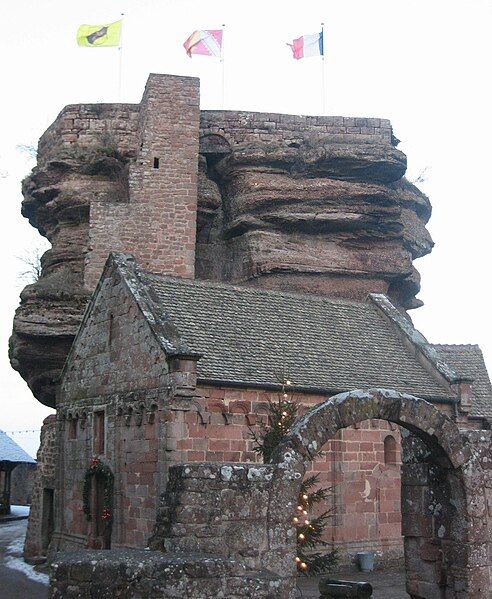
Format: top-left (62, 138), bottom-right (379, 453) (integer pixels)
top-left (321, 22), bottom-right (325, 114)
top-left (118, 13), bottom-right (124, 101)
top-left (221, 23), bottom-right (226, 109)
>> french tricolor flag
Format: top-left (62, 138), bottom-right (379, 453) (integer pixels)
top-left (288, 31), bottom-right (324, 60)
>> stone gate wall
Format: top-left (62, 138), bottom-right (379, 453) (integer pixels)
top-left (49, 404), bottom-right (492, 599)
top-left (149, 463), bottom-right (278, 570)
top-left (167, 384), bottom-right (407, 562)
top-left (24, 414), bottom-right (57, 558)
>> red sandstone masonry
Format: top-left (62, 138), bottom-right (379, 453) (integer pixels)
top-left (37, 104), bottom-right (140, 161)
top-left (55, 262), bottom-right (173, 551)
top-left (199, 111), bottom-right (393, 145)
top-left (54, 255), bottom-right (405, 560)
top-left (84, 75), bottom-right (200, 289)
top-left (165, 385), bottom-right (404, 561)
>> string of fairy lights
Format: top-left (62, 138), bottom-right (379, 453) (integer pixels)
top-left (275, 378), bottom-right (336, 575)
top-left (279, 379), bottom-right (310, 572)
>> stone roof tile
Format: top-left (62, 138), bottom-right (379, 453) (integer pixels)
top-left (144, 274), bottom-right (455, 402)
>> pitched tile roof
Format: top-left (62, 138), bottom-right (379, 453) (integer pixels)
top-left (0, 431), bottom-right (36, 464)
top-left (143, 273), bottom-right (456, 402)
top-left (433, 344), bottom-right (492, 418)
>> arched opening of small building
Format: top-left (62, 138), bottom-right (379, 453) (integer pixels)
top-left (295, 418), bottom-right (405, 596)
top-left (269, 390), bottom-right (480, 599)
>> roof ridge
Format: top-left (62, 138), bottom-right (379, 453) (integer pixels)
top-left (144, 272), bottom-right (371, 308)
top-left (433, 343), bottom-right (481, 349)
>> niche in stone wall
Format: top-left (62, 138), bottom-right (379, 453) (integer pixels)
top-left (384, 435), bottom-right (398, 466)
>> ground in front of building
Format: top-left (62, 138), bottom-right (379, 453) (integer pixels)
top-left (0, 517), bottom-right (408, 598)
top-left (296, 563), bottom-right (408, 598)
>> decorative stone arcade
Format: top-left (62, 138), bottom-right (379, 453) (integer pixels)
top-left (50, 389), bottom-right (492, 599)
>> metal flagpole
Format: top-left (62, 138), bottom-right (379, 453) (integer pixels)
top-left (221, 23), bottom-right (226, 109)
top-left (118, 13), bottom-right (125, 101)
top-left (321, 22), bottom-right (325, 114)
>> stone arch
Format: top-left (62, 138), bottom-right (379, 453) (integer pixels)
top-left (199, 133), bottom-right (231, 159)
top-left (274, 389), bottom-right (469, 469)
top-left (267, 389), bottom-right (483, 599)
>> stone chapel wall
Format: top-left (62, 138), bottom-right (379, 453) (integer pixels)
top-left (49, 420), bottom-right (492, 599)
top-left (53, 261), bottom-right (174, 551)
top-left (167, 384), bottom-right (407, 562)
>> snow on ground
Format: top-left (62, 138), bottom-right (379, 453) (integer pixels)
top-left (4, 535), bottom-right (49, 585)
top-left (9, 505), bottom-right (30, 518)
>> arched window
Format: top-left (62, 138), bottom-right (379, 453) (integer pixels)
top-left (384, 435), bottom-right (398, 465)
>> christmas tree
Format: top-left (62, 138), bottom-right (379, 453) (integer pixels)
top-left (250, 380), bottom-right (339, 575)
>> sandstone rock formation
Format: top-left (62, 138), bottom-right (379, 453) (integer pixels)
top-left (10, 101), bottom-right (433, 408)
top-left (10, 126), bottom-right (137, 406)
top-left (196, 130), bottom-right (432, 303)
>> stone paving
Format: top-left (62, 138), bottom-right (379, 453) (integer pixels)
top-left (296, 564), bottom-right (409, 598)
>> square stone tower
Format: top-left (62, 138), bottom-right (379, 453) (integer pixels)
top-left (85, 74), bottom-right (200, 289)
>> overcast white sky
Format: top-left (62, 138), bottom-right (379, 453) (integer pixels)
top-left (1, 0), bottom-right (491, 458)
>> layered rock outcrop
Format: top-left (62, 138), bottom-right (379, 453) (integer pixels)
top-left (196, 123), bottom-right (432, 302)
top-left (10, 85), bottom-right (433, 408)
top-left (10, 105), bottom-right (139, 406)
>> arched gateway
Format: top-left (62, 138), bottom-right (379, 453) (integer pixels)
top-left (268, 389), bottom-right (491, 599)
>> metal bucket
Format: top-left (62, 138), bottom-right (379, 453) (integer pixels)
top-left (356, 551), bottom-right (375, 572)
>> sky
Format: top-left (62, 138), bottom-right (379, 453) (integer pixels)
top-left (1, 0), bottom-right (491, 458)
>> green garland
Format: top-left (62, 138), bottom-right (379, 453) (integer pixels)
top-left (82, 457), bottom-right (114, 523)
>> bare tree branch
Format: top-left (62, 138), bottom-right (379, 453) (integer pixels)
top-left (17, 248), bottom-right (43, 284)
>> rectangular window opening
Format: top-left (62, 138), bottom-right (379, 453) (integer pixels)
top-left (153, 157), bottom-right (160, 169)
top-left (68, 419), bottom-right (77, 440)
top-left (93, 410), bottom-right (105, 455)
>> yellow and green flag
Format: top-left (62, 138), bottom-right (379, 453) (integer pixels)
top-left (76, 20), bottom-right (122, 47)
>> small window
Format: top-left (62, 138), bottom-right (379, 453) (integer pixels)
top-left (109, 313), bottom-right (114, 348)
top-left (153, 157), bottom-right (160, 169)
top-left (93, 411), bottom-right (105, 455)
top-left (68, 419), bottom-right (77, 440)
top-left (384, 435), bottom-right (398, 465)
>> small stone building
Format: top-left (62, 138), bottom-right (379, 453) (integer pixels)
top-left (45, 253), bottom-right (491, 561)
top-left (0, 430), bottom-right (36, 514)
